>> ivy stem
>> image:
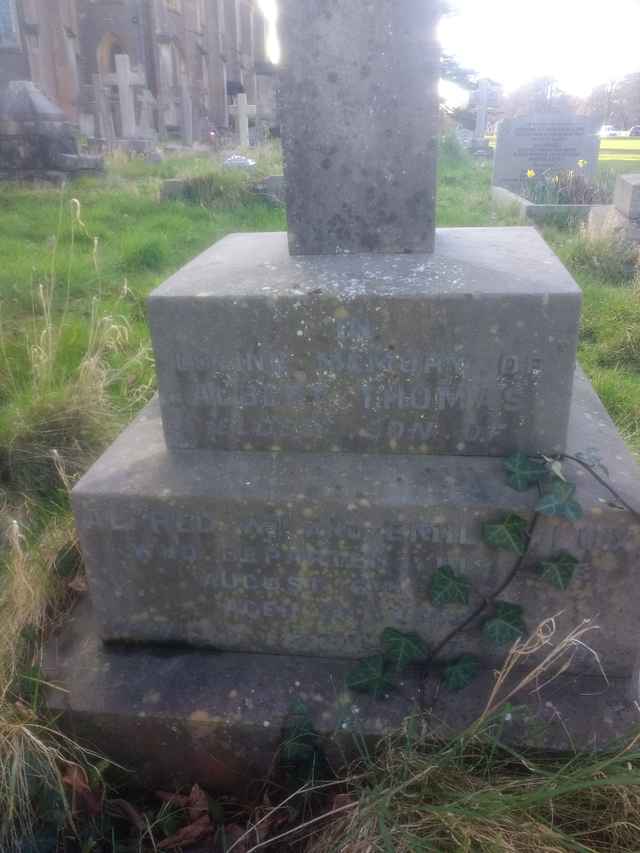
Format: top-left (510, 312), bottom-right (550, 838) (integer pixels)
top-left (418, 513), bottom-right (541, 708)
top-left (560, 453), bottom-right (640, 523)
top-left (412, 453), bottom-right (639, 706)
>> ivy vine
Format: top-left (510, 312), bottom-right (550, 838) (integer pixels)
top-left (346, 452), bottom-right (640, 697)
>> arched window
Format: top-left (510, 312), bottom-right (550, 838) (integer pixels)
top-left (0, 0), bottom-right (20, 49)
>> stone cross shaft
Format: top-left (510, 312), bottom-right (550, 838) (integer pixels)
top-left (279, 0), bottom-right (441, 255)
top-left (104, 54), bottom-right (146, 139)
top-left (229, 93), bottom-right (257, 147)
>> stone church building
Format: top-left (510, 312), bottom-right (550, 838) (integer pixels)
top-left (0, 0), bottom-right (275, 144)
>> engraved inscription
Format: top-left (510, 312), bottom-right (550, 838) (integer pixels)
top-left (166, 342), bottom-right (549, 450)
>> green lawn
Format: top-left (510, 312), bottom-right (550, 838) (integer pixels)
top-left (600, 137), bottom-right (640, 161)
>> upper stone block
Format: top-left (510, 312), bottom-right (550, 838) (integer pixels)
top-left (278, 0), bottom-right (440, 255)
top-left (148, 228), bottom-right (581, 457)
top-left (614, 174), bottom-right (640, 220)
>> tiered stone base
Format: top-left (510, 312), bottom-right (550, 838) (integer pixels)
top-left (70, 369), bottom-right (640, 667)
top-left (46, 367), bottom-right (640, 784)
top-left (44, 598), bottom-right (639, 792)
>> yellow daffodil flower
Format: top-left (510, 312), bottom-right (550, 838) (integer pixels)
top-left (527, 169), bottom-right (536, 178)
top-left (577, 159), bottom-right (588, 168)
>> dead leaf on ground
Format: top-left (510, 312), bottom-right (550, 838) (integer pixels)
top-left (68, 574), bottom-right (88, 594)
top-left (187, 784), bottom-right (209, 822)
top-left (158, 813), bottom-right (212, 849)
top-left (156, 784), bottom-right (209, 822)
top-left (62, 765), bottom-right (102, 816)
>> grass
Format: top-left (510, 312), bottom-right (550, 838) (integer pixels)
top-left (0, 138), bottom-right (639, 849)
top-left (303, 722), bottom-right (640, 852)
top-left (0, 145), bottom-right (285, 850)
top-left (543, 227), bottom-right (640, 452)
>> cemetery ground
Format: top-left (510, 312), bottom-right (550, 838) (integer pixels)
top-left (1, 143), bottom-right (640, 850)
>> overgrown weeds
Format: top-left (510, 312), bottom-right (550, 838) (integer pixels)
top-left (296, 622), bottom-right (640, 853)
top-left (553, 229), bottom-right (639, 285)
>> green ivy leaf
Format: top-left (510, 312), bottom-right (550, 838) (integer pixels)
top-left (536, 480), bottom-right (583, 522)
top-left (380, 628), bottom-right (428, 673)
top-left (482, 514), bottom-right (529, 554)
top-left (537, 552), bottom-right (580, 591)
top-left (484, 602), bottom-right (526, 647)
top-left (443, 655), bottom-right (481, 692)
top-left (430, 566), bottom-right (471, 607)
top-left (346, 656), bottom-right (394, 698)
top-left (504, 453), bottom-right (547, 492)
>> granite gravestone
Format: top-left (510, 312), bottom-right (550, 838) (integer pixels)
top-left (493, 114), bottom-right (600, 191)
top-left (50, 0), bottom-right (640, 782)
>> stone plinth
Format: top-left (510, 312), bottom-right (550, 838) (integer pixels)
top-left (148, 229), bottom-right (581, 457)
top-left (614, 174), bottom-right (640, 220)
top-left (44, 598), bottom-right (640, 792)
top-left (588, 205), bottom-right (640, 245)
top-left (279, 0), bottom-right (440, 254)
top-left (72, 368), bottom-right (640, 668)
top-left (493, 114), bottom-right (600, 192)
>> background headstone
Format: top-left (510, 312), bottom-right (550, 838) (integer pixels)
top-left (588, 173), bottom-right (640, 245)
top-left (493, 114), bottom-right (600, 191)
top-left (614, 173), bottom-right (640, 220)
top-left (279, 0), bottom-right (440, 255)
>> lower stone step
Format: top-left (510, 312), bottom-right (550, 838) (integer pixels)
top-left (72, 368), bottom-right (640, 669)
top-left (43, 598), bottom-right (640, 792)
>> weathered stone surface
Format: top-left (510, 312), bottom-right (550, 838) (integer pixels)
top-left (148, 228), bottom-right (581, 457)
top-left (0, 81), bottom-right (103, 179)
top-left (614, 173), bottom-right (640, 220)
top-left (278, 0), bottom-right (440, 255)
top-left (587, 205), bottom-right (640, 245)
top-left (72, 367), bottom-right (640, 667)
top-left (493, 114), bottom-right (600, 192)
top-left (43, 598), bottom-right (640, 791)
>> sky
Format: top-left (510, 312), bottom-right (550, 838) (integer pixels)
top-left (259, 0), bottom-right (640, 105)
top-left (439, 0), bottom-right (640, 101)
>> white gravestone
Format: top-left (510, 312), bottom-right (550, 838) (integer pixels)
top-left (229, 94), bottom-right (256, 147)
top-left (103, 55), bottom-right (146, 140)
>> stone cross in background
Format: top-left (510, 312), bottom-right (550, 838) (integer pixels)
top-left (279, 0), bottom-right (440, 255)
top-left (229, 93), bottom-right (256, 147)
top-left (103, 54), bottom-right (145, 140)
top-left (473, 79), bottom-right (490, 141)
top-left (180, 77), bottom-right (194, 147)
